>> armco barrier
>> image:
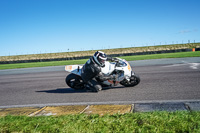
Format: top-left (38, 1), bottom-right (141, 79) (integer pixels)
top-left (0, 48), bottom-right (194, 64)
top-left (196, 48), bottom-right (200, 51)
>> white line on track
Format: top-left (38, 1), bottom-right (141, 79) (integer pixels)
top-left (163, 61), bottom-right (200, 70)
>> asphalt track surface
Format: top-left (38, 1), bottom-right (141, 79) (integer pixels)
top-left (0, 57), bottom-right (200, 108)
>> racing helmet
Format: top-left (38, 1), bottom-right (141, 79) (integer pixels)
top-left (93, 51), bottom-right (107, 67)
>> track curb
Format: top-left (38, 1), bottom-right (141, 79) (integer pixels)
top-left (0, 101), bottom-right (200, 116)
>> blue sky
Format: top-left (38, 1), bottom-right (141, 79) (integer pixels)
top-left (0, 0), bottom-right (199, 56)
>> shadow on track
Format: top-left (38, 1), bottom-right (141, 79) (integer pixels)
top-left (36, 88), bottom-right (87, 93)
top-left (36, 86), bottom-right (125, 94)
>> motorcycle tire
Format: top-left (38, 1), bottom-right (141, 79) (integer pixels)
top-left (120, 74), bottom-right (140, 87)
top-left (65, 73), bottom-right (85, 90)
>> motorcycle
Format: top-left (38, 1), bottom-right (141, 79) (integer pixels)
top-left (65, 57), bottom-right (140, 91)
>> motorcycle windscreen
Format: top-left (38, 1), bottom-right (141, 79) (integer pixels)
top-left (65, 65), bottom-right (82, 75)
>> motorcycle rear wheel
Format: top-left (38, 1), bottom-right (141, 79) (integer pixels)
top-left (120, 74), bottom-right (140, 87)
top-left (66, 74), bottom-right (85, 90)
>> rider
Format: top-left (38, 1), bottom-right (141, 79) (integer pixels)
top-left (81, 51), bottom-right (117, 92)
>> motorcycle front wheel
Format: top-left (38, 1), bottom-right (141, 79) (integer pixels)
top-left (120, 74), bottom-right (140, 87)
top-left (65, 74), bottom-right (85, 90)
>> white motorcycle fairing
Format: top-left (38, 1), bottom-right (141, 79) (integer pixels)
top-left (65, 65), bottom-right (82, 76)
top-left (65, 58), bottom-right (138, 87)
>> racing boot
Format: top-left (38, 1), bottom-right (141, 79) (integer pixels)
top-left (85, 80), bottom-right (102, 92)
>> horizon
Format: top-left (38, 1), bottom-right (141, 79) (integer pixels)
top-left (1, 42), bottom-right (199, 57)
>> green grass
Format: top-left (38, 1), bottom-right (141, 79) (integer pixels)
top-left (0, 111), bottom-right (200, 133)
top-left (0, 59), bottom-right (87, 70)
top-left (121, 51), bottom-right (200, 61)
top-left (0, 51), bottom-right (200, 70)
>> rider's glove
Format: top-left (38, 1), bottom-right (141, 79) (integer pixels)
top-left (107, 57), bottom-right (119, 62)
top-left (113, 57), bottom-right (119, 62)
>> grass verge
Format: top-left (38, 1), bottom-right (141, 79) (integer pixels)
top-left (121, 51), bottom-right (200, 61)
top-left (0, 59), bottom-right (88, 70)
top-left (0, 111), bottom-right (200, 132)
top-left (0, 51), bottom-right (200, 70)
